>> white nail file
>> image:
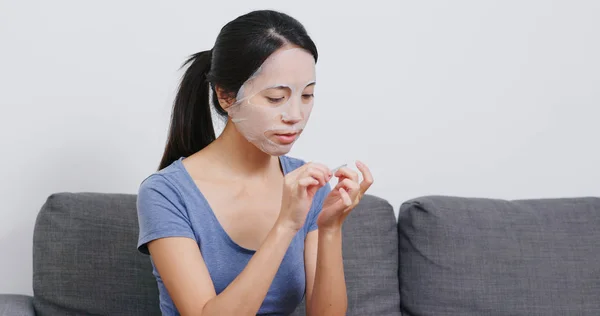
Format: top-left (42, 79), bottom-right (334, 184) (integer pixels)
top-left (330, 164), bottom-right (347, 174)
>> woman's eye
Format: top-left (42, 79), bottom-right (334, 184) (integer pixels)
top-left (267, 97), bottom-right (285, 103)
top-left (302, 94), bottom-right (314, 100)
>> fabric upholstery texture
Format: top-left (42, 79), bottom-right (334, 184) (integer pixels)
top-left (32, 193), bottom-right (161, 316)
top-left (398, 196), bottom-right (600, 316)
top-left (0, 294), bottom-right (35, 316)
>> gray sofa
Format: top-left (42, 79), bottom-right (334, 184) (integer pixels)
top-left (1, 192), bottom-right (599, 315)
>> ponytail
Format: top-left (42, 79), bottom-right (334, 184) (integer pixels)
top-left (159, 50), bottom-right (214, 170)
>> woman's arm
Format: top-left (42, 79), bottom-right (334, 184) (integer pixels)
top-left (148, 223), bottom-right (297, 316)
top-left (305, 160), bottom-right (374, 316)
top-left (304, 228), bottom-right (347, 316)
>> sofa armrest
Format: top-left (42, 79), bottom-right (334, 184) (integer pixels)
top-left (0, 294), bottom-right (35, 316)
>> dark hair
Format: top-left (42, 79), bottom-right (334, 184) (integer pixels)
top-left (158, 10), bottom-right (318, 170)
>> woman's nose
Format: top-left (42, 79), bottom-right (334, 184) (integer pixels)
top-left (281, 101), bottom-right (302, 124)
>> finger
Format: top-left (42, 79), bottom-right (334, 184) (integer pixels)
top-left (334, 166), bottom-right (359, 183)
top-left (304, 162), bottom-right (330, 173)
top-left (339, 188), bottom-right (353, 206)
top-left (305, 166), bottom-right (329, 186)
top-left (298, 178), bottom-right (321, 198)
top-left (298, 177), bottom-right (320, 190)
top-left (356, 160), bottom-right (374, 194)
top-left (334, 178), bottom-right (360, 196)
top-left (303, 162), bottom-right (332, 182)
top-left (312, 163), bottom-right (333, 180)
top-left (305, 169), bottom-right (326, 186)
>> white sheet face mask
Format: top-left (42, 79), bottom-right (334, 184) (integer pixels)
top-left (226, 47), bottom-right (316, 156)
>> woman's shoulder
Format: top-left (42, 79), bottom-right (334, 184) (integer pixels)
top-left (138, 158), bottom-right (187, 197)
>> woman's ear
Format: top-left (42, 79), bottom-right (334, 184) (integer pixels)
top-left (215, 85), bottom-right (236, 110)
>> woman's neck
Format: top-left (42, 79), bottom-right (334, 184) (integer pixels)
top-left (199, 120), bottom-right (282, 178)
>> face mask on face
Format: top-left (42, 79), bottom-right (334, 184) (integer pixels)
top-left (225, 47), bottom-right (316, 156)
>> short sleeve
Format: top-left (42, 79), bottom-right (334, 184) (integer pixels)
top-left (306, 183), bottom-right (332, 233)
top-left (136, 174), bottom-right (196, 255)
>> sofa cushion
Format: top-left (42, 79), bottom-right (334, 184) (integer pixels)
top-left (292, 194), bottom-right (401, 316)
top-left (33, 193), bottom-right (160, 316)
top-left (398, 196), bottom-right (600, 316)
top-left (0, 294), bottom-right (35, 316)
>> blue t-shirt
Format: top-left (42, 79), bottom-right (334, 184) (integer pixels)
top-left (136, 155), bottom-right (330, 315)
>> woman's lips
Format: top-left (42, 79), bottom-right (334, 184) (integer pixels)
top-left (273, 132), bottom-right (299, 144)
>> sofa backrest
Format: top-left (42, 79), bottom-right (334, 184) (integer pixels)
top-left (32, 192), bottom-right (401, 316)
top-left (398, 196), bottom-right (600, 316)
top-left (33, 193), bottom-right (161, 316)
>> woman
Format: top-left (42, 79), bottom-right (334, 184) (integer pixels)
top-left (136, 9), bottom-right (373, 316)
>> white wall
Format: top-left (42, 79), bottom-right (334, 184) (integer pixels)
top-left (1, 0), bottom-right (599, 295)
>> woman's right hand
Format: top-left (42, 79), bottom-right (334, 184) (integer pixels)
top-left (277, 162), bottom-right (331, 232)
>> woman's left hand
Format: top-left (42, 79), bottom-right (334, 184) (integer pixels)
top-left (317, 161), bottom-right (374, 232)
